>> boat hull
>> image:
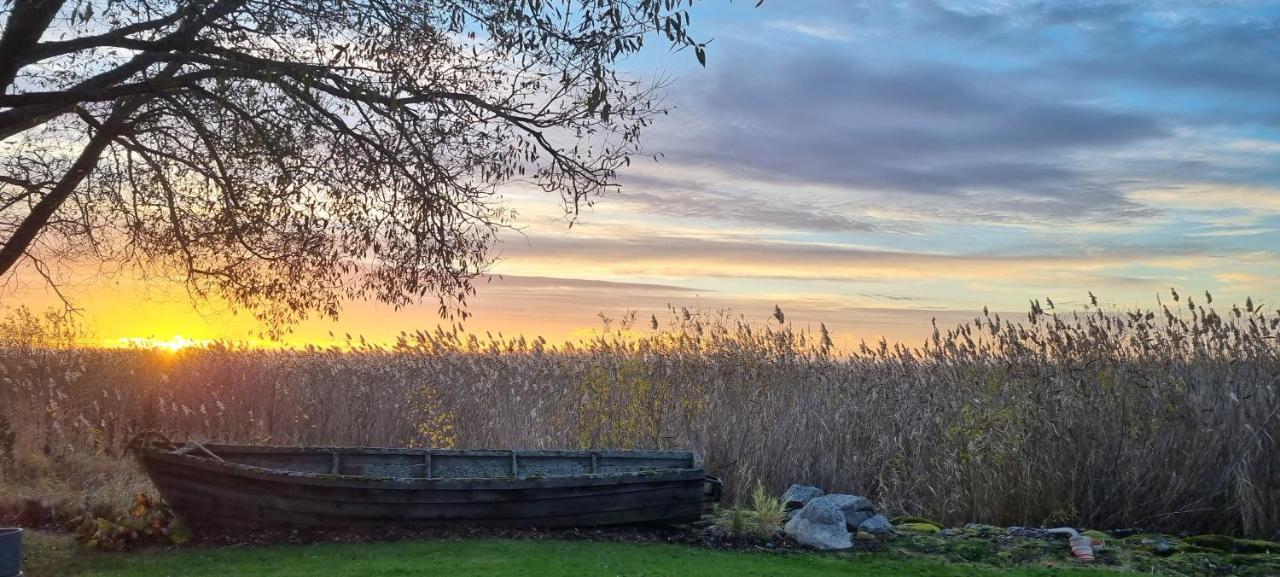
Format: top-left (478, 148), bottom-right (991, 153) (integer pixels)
top-left (140, 446), bottom-right (710, 529)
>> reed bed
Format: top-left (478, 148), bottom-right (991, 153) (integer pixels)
top-left (1, 293), bottom-right (1277, 537)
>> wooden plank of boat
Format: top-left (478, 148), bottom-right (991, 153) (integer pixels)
top-left (139, 444), bottom-right (715, 529)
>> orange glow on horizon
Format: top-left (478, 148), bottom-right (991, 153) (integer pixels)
top-left (112, 335), bottom-right (213, 351)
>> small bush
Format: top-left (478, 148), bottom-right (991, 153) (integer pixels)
top-left (749, 483), bottom-right (787, 539)
top-left (75, 493), bottom-right (190, 551)
top-left (712, 477), bottom-right (787, 540)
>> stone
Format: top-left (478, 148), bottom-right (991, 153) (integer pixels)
top-left (1007, 526), bottom-right (1053, 540)
top-left (807, 494), bottom-right (877, 530)
top-left (1183, 535), bottom-right (1234, 552)
top-left (898, 522), bottom-right (942, 534)
top-left (892, 515), bottom-right (943, 527)
top-left (854, 530), bottom-right (877, 541)
top-left (1109, 528), bottom-right (1144, 538)
top-left (1184, 535), bottom-right (1280, 554)
top-left (780, 484), bottom-right (825, 511)
top-left (783, 497), bottom-right (853, 550)
top-left (857, 514), bottom-right (894, 535)
top-left (845, 510), bottom-right (875, 529)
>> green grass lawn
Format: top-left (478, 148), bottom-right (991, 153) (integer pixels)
top-left (26, 533), bottom-right (1141, 577)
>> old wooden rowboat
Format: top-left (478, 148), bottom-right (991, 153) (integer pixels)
top-left (139, 443), bottom-right (720, 529)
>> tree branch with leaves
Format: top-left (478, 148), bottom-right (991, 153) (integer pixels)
top-left (0, 0), bottom-right (719, 334)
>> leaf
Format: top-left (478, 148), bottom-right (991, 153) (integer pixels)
top-left (170, 519), bottom-right (193, 545)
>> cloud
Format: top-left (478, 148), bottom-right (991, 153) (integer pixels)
top-left (1128, 183), bottom-right (1280, 214)
top-left (481, 274), bottom-right (704, 293)
top-left (615, 0), bottom-right (1280, 239)
top-left (644, 47), bottom-right (1167, 226)
top-left (615, 172), bottom-right (882, 233)
top-left (857, 292), bottom-right (922, 302)
top-left (1226, 139), bottom-right (1280, 154)
top-left (844, 2), bottom-right (1280, 108)
top-left (765, 20), bottom-right (854, 42)
top-left (1055, 10), bottom-right (1280, 99)
top-left (495, 233), bottom-right (1233, 286)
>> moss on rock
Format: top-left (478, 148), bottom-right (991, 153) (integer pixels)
top-left (897, 522), bottom-right (942, 534)
top-left (890, 515), bottom-right (942, 527)
top-left (1185, 534), bottom-right (1236, 552)
top-left (1231, 539), bottom-right (1280, 555)
top-left (1184, 535), bottom-right (1280, 555)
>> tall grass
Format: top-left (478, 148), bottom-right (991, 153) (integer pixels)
top-left (1, 293), bottom-right (1277, 537)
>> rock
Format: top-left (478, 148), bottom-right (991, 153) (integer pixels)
top-left (1150, 540), bottom-right (1175, 556)
top-left (892, 515), bottom-right (942, 527)
top-left (808, 494), bottom-right (877, 530)
top-left (780, 484), bottom-right (825, 511)
top-left (1184, 534), bottom-right (1280, 554)
top-left (783, 498), bottom-right (852, 550)
top-left (857, 514), bottom-right (894, 535)
top-left (845, 510), bottom-right (875, 529)
top-left (962, 523), bottom-right (1001, 538)
top-left (1234, 539), bottom-right (1280, 554)
top-left (1007, 526), bottom-right (1053, 540)
top-left (854, 530), bottom-right (877, 541)
top-left (898, 522), bottom-right (942, 534)
top-left (1183, 534), bottom-right (1235, 552)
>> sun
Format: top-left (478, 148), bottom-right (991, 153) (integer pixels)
top-left (115, 335), bottom-right (201, 351)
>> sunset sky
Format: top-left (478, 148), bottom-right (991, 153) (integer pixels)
top-left (6, 0), bottom-right (1280, 348)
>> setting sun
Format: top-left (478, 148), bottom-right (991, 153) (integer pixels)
top-left (114, 335), bottom-right (206, 352)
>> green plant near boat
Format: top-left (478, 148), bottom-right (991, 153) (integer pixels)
top-left (749, 482), bottom-right (788, 538)
top-left (712, 481), bottom-right (787, 539)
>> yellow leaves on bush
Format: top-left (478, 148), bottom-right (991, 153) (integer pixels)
top-left (76, 492), bottom-right (189, 551)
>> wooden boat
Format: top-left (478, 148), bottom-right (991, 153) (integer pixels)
top-left (138, 443), bottom-right (720, 529)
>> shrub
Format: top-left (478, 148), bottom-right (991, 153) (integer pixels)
top-left (75, 493), bottom-right (190, 551)
top-left (750, 482), bottom-right (788, 539)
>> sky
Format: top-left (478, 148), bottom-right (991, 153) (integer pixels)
top-left (7, 0), bottom-right (1280, 349)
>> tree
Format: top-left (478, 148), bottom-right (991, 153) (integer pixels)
top-left (0, 0), bottom-right (712, 333)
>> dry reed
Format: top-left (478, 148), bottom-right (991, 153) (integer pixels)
top-left (1, 293), bottom-right (1277, 537)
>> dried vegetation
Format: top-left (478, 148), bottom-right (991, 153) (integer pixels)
top-left (1, 291), bottom-right (1277, 537)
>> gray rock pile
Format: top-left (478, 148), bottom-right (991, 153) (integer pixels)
top-left (780, 484), bottom-right (894, 549)
top-left (781, 484), bottom-right (825, 512)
